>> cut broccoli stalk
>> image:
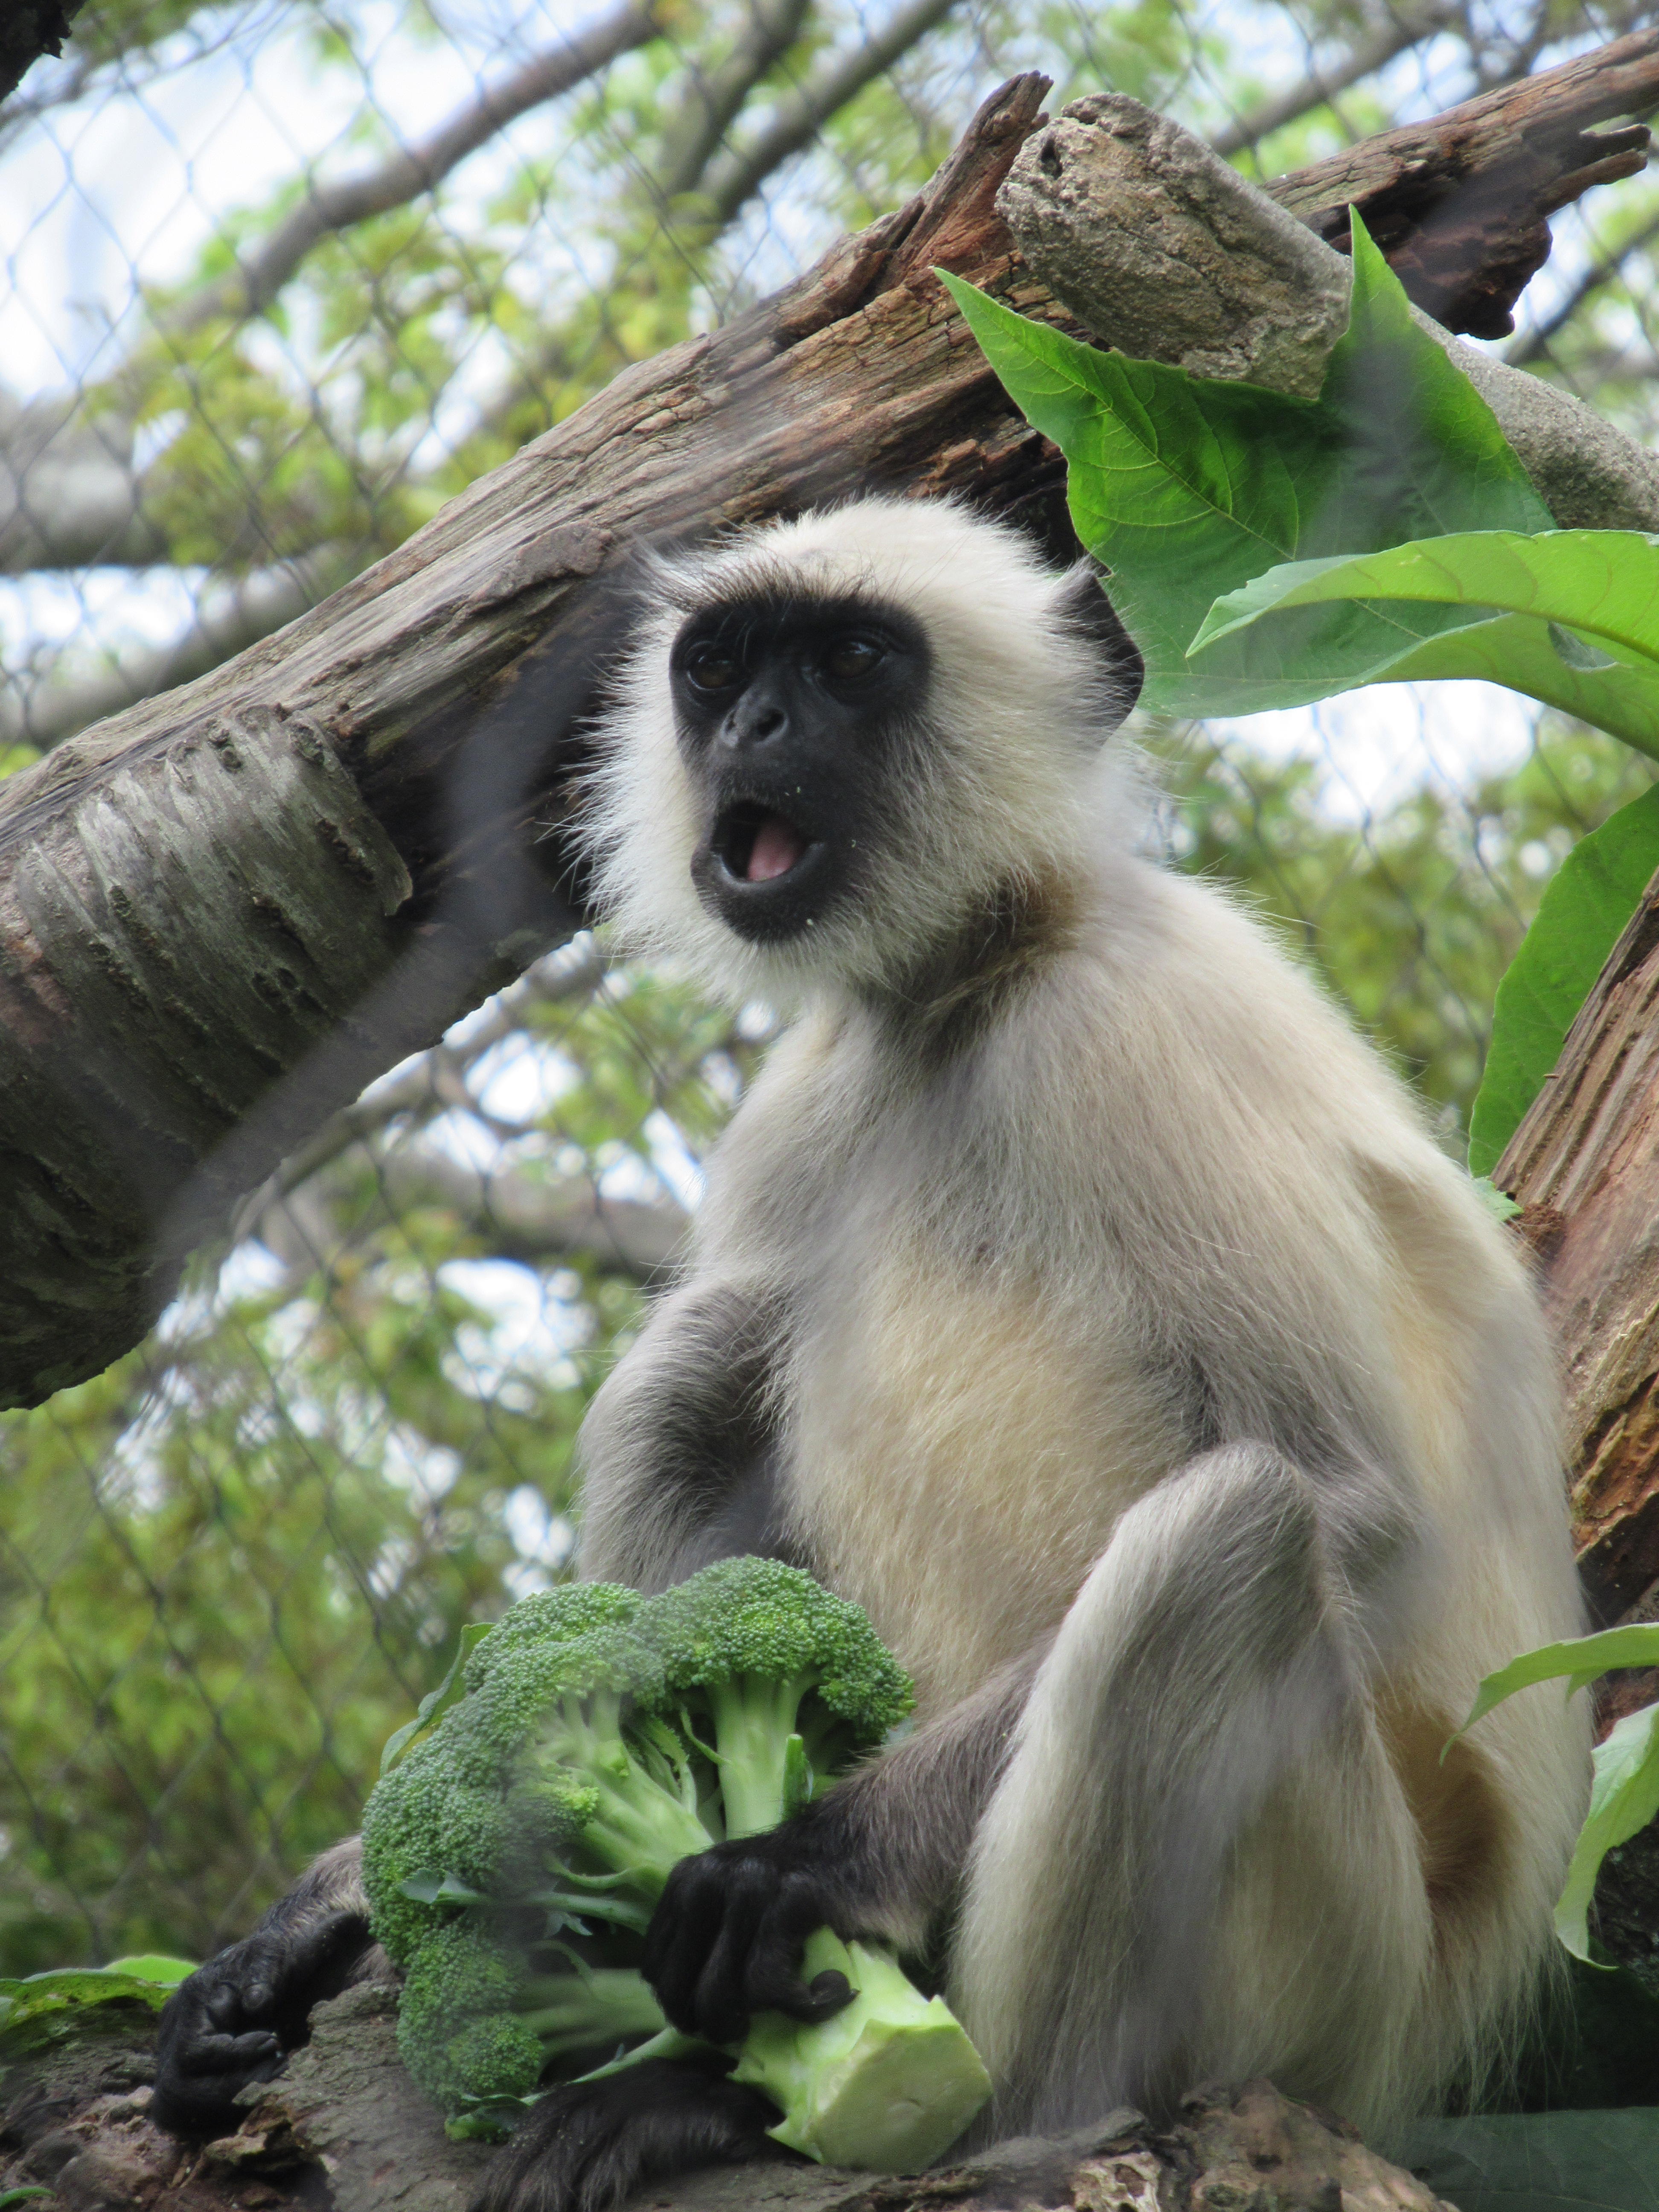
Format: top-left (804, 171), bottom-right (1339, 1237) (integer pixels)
top-left (728, 1929), bottom-right (991, 2171)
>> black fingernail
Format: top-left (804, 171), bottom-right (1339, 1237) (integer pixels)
top-left (809, 1970), bottom-right (851, 2006)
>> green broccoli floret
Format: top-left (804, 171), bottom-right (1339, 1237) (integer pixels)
top-left (463, 1584), bottom-right (640, 1691)
top-left (495, 1623), bottom-right (714, 1893)
top-left (395, 1915), bottom-right (670, 2110)
top-left (643, 1557), bottom-right (914, 1837)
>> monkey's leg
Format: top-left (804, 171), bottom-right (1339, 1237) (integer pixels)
top-left (470, 2055), bottom-right (783, 2212)
top-left (950, 1442), bottom-right (1431, 2139)
top-left (152, 1839), bottom-right (378, 2135)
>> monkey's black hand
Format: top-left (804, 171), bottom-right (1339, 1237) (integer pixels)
top-left (151, 1909), bottom-right (371, 2137)
top-left (641, 1825), bottom-right (858, 2046)
top-left (472, 2054), bottom-right (781, 2212)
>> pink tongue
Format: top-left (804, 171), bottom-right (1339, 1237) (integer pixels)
top-left (747, 815), bottom-right (806, 882)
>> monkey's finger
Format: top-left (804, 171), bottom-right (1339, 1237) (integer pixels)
top-left (690, 1860), bottom-right (777, 2044)
top-left (643, 1860), bottom-right (736, 2032)
top-left (177, 2029), bottom-right (283, 2076)
top-left (745, 1875), bottom-right (854, 2022)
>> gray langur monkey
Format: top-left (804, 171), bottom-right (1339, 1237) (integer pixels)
top-left (154, 498), bottom-right (1589, 2212)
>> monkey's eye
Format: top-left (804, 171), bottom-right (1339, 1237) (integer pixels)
top-left (820, 635), bottom-right (885, 685)
top-left (684, 645), bottom-right (742, 695)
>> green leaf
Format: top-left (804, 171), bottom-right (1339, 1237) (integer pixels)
top-left (0, 1960), bottom-right (196, 2049)
top-left (1317, 219), bottom-right (1549, 546)
top-left (1386, 2107), bottom-right (1659, 2212)
top-left (938, 215), bottom-right (1550, 717)
top-left (1190, 531), bottom-right (1659, 749)
top-left (937, 268), bottom-right (1338, 713)
top-left (1469, 782), bottom-right (1659, 1176)
top-left (102, 1954), bottom-right (196, 1986)
top-left (380, 1620), bottom-right (492, 1775)
top-left (1459, 1624), bottom-right (1659, 1736)
top-left (1557, 1702), bottom-right (1659, 1961)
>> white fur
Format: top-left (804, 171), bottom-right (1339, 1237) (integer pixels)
top-left (575, 497), bottom-right (1590, 2138)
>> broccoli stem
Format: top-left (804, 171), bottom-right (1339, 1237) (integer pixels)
top-left (704, 1675), bottom-right (813, 1837)
top-left (517, 1968), bottom-right (667, 2062)
top-left (728, 1930), bottom-right (991, 2171)
top-left (577, 1761), bottom-right (715, 1892)
top-left (538, 1692), bottom-right (715, 1892)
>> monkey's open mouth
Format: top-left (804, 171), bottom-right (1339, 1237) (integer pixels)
top-left (716, 802), bottom-right (811, 885)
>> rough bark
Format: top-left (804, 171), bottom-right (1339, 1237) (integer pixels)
top-left (0, 1988), bottom-right (1454, 2212)
top-left (1491, 873), bottom-right (1659, 1985)
top-left (1267, 26), bottom-right (1659, 338)
top-left (1497, 880), bottom-right (1659, 1631)
top-left (2, 43), bottom-right (1657, 1408)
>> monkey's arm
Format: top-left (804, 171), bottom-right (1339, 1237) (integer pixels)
top-left (576, 1274), bottom-right (790, 1586)
top-left (151, 1839), bottom-right (377, 2136)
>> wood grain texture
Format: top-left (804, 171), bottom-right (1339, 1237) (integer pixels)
top-left (1498, 872), bottom-right (1659, 1627)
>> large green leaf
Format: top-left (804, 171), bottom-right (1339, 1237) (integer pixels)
top-left (1455, 1626), bottom-right (1659, 1963)
top-left (1469, 783), bottom-right (1659, 1176)
top-left (1190, 530), bottom-right (1659, 748)
top-left (1386, 2109), bottom-right (1659, 2212)
top-left (937, 217), bottom-right (1549, 716)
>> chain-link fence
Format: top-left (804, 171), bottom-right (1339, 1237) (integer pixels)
top-left (2, 0), bottom-right (1657, 1978)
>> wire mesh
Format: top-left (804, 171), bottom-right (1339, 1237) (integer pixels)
top-left (1, 0), bottom-right (1656, 1973)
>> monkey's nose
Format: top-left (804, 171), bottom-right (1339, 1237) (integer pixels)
top-left (722, 696), bottom-right (789, 749)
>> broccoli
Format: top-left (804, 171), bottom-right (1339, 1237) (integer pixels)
top-left (364, 1566), bottom-right (990, 2171)
top-left (394, 1914), bottom-right (671, 2110)
top-left (643, 1556), bottom-right (913, 1837)
top-left (362, 1585), bottom-right (712, 2113)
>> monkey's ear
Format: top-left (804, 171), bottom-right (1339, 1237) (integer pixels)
top-left (1057, 562), bottom-right (1144, 720)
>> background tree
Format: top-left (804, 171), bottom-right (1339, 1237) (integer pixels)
top-left (2, 0), bottom-right (1657, 1973)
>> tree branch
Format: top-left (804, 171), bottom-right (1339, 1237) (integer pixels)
top-left (0, 389), bottom-right (162, 576)
top-left (0, 555), bottom-right (337, 749)
top-left (0, 0), bottom-right (82, 105)
top-left (701, 0), bottom-right (963, 224)
top-left (1210, 2), bottom-right (1455, 161)
top-left (656, 0), bottom-right (815, 204)
top-left (1265, 24), bottom-right (1659, 335)
top-left (163, 0), bottom-right (666, 338)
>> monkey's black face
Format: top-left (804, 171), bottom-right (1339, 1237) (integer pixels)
top-left (669, 592), bottom-right (931, 943)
